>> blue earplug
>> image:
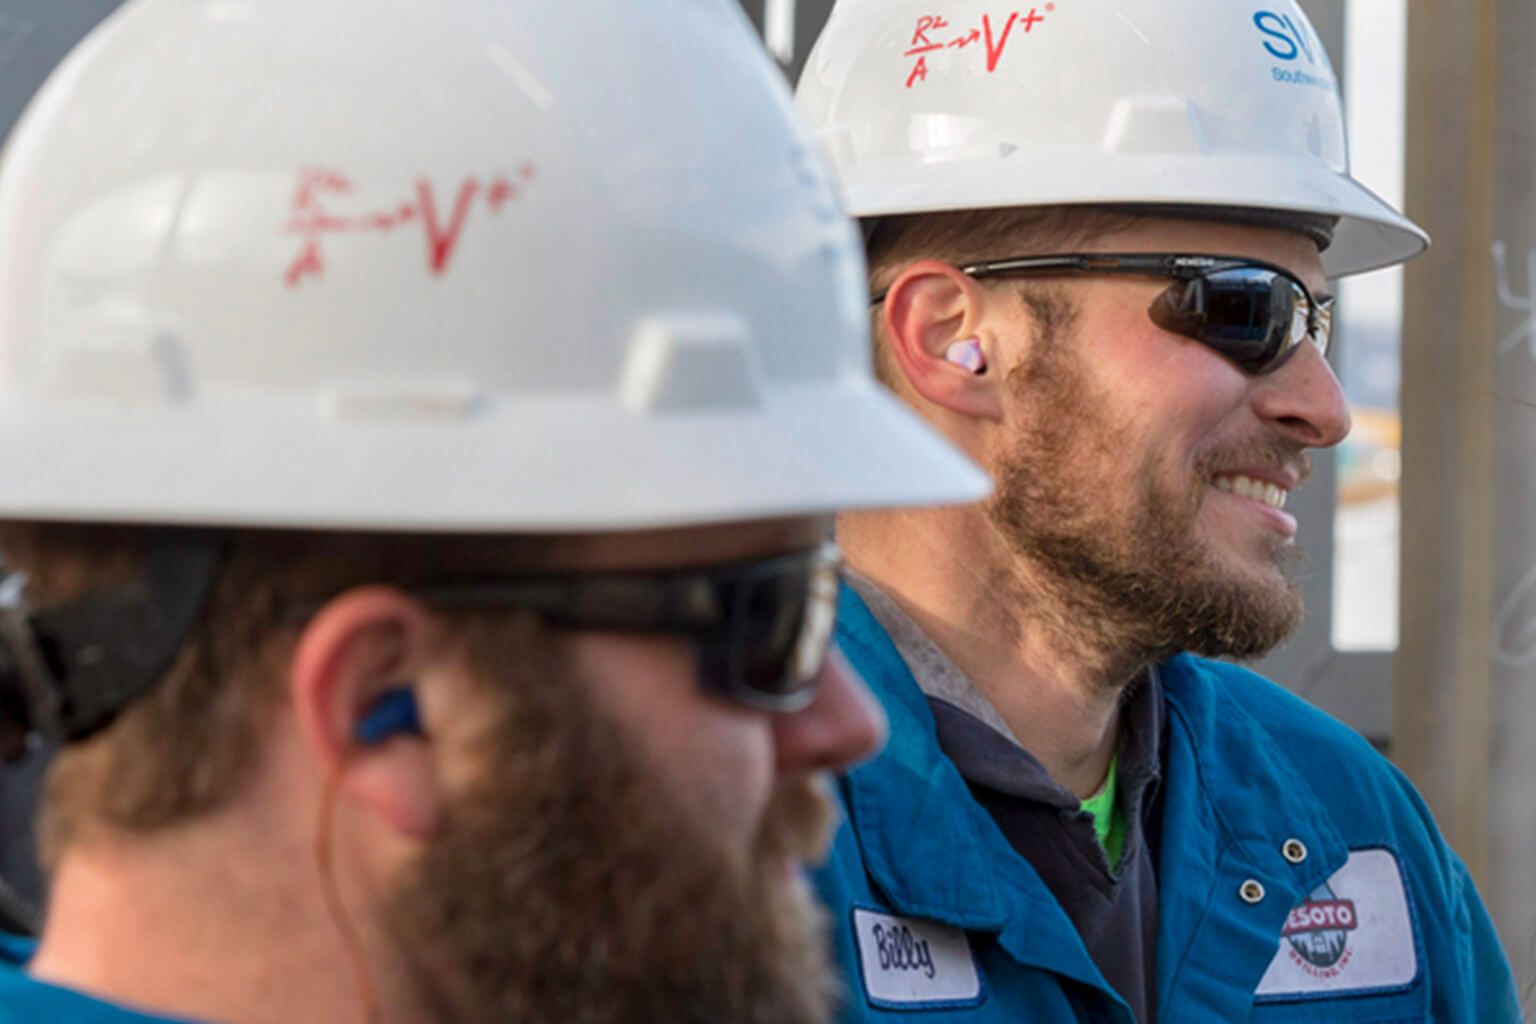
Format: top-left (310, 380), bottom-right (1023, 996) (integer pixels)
top-left (354, 688), bottom-right (423, 746)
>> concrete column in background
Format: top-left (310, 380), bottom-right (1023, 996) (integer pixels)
top-left (1398, 0), bottom-right (1536, 988)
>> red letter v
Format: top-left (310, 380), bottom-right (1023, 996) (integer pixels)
top-left (417, 178), bottom-right (481, 275)
top-left (983, 13), bottom-right (1020, 72)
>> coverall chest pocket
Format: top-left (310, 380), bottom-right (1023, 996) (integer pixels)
top-left (1247, 846), bottom-right (1428, 1022)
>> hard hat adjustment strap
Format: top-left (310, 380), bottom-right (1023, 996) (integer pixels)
top-left (0, 529), bottom-right (226, 761)
top-left (0, 586), bottom-right (64, 760)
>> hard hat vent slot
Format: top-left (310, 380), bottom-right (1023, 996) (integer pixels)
top-left (1101, 97), bottom-right (1207, 156)
top-left (621, 315), bottom-right (765, 414)
top-left (39, 327), bottom-right (190, 408)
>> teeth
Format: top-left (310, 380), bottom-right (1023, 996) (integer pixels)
top-left (1213, 474), bottom-right (1288, 511)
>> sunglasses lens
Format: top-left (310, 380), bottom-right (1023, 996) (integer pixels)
top-left (700, 548), bottom-right (840, 710)
top-left (1149, 268), bottom-right (1303, 374)
top-left (1199, 268), bottom-right (1296, 373)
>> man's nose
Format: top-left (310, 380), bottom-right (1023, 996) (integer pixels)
top-left (772, 648), bottom-right (888, 775)
top-left (1251, 340), bottom-right (1353, 449)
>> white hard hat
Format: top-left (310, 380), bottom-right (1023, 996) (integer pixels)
top-left (797, 0), bottom-right (1427, 277)
top-left (0, 0), bottom-right (988, 533)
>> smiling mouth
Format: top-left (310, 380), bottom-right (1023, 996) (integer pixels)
top-left (1212, 473), bottom-right (1290, 511)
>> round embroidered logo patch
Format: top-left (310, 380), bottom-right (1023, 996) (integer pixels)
top-left (1282, 883), bottom-right (1358, 976)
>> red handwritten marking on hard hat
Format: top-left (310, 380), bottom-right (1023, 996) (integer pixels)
top-left (285, 241), bottom-right (325, 288)
top-left (903, 8), bottom-right (1051, 88)
top-left (417, 179), bottom-right (480, 274)
top-left (910, 15), bottom-right (950, 48)
top-left (283, 165), bottom-right (536, 287)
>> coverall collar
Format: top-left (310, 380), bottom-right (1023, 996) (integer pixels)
top-left (834, 583), bottom-right (1352, 1018)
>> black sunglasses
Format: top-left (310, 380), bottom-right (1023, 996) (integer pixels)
top-left (872, 253), bottom-right (1334, 376)
top-left (373, 543), bottom-right (841, 714)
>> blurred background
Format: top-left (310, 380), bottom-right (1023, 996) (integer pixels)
top-left (0, 0), bottom-right (1532, 1003)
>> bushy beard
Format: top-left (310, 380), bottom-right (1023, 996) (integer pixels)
top-left (987, 303), bottom-right (1304, 677)
top-left (383, 636), bottom-right (840, 1024)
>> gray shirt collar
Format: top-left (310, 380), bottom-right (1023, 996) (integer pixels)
top-left (844, 568), bottom-right (1164, 810)
top-left (846, 569), bottom-right (1023, 744)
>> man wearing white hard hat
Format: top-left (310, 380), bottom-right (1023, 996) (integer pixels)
top-left (0, 1), bottom-right (990, 1022)
top-left (795, 1), bottom-right (1517, 1021)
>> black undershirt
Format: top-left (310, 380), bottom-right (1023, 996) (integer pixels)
top-left (927, 676), bottom-right (1166, 1024)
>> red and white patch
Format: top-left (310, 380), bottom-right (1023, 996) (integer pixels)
top-left (1256, 848), bottom-right (1418, 998)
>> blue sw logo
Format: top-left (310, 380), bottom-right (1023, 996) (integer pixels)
top-left (1253, 10), bottom-right (1320, 64)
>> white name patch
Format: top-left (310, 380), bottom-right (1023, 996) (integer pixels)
top-left (1256, 848), bottom-right (1420, 999)
top-left (852, 908), bottom-right (984, 1008)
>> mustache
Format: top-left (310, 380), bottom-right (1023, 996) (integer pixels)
top-left (755, 773), bottom-right (839, 868)
top-left (1194, 435), bottom-right (1313, 485)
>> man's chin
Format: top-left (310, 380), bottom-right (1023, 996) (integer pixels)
top-left (1183, 571), bottom-right (1303, 661)
top-left (1228, 557), bottom-right (1300, 599)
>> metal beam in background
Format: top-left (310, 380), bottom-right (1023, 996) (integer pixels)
top-left (763, 0), bottom-right (798, 66)
top-left (1398, 0), bottom-right (1536, 988)
top-left (1397, 0), bottom-right (1493, 892)
top-left (747, 0), bottom-right (834, 81)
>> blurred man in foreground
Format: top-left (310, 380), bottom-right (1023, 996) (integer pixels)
top-left (0, 0), bottom-right (987, 1021)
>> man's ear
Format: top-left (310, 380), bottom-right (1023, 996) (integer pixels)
top-left (290, 586), bottom-right (444, 840)
top-left (880, 260), bottom-right (1004, 421)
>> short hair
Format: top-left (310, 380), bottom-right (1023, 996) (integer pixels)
top-left (863, 206), bottom-right (1142, 386)
top-left (865, 206), bottom-right (1143, 295)
top-left (0, 522), bottom-right (548, 868)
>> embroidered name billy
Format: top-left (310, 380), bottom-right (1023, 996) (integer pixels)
top-left (852, 908), bottom-right (984, 1007)
top-left (871, 921), bottom-right (937, 978)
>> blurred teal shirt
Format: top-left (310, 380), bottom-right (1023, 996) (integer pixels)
top-left (0, 936), bottom-right (197, 1023)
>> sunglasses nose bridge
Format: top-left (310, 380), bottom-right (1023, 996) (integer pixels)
top-left (1310, 300), bottom-right (1335, 357)
top-left (1279, 279), bottom-right (1338, 369)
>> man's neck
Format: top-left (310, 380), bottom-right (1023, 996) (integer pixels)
top-left (31, 827), bottom-right (341, 1024)
top-left (29, 787), bottom-right (422, 1024)
top-left (842, 507), bottom-right (1151, 799)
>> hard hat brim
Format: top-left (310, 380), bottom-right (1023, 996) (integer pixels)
top-left (0, 382), bottom-right (991, 532)
top-left (839, 153), bottom-right (1428, 278)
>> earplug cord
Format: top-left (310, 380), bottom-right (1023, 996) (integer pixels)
top-left (317, 756), bottom-right (384, 1024)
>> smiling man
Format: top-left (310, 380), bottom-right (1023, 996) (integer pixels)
top-left (796, 1), bottom-right (1517, 1021)
top-left (0, 1), bottom-right (990, 1022)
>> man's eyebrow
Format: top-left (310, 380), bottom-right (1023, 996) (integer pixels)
top-left (1317, 290), bottom-right (1336, 304)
